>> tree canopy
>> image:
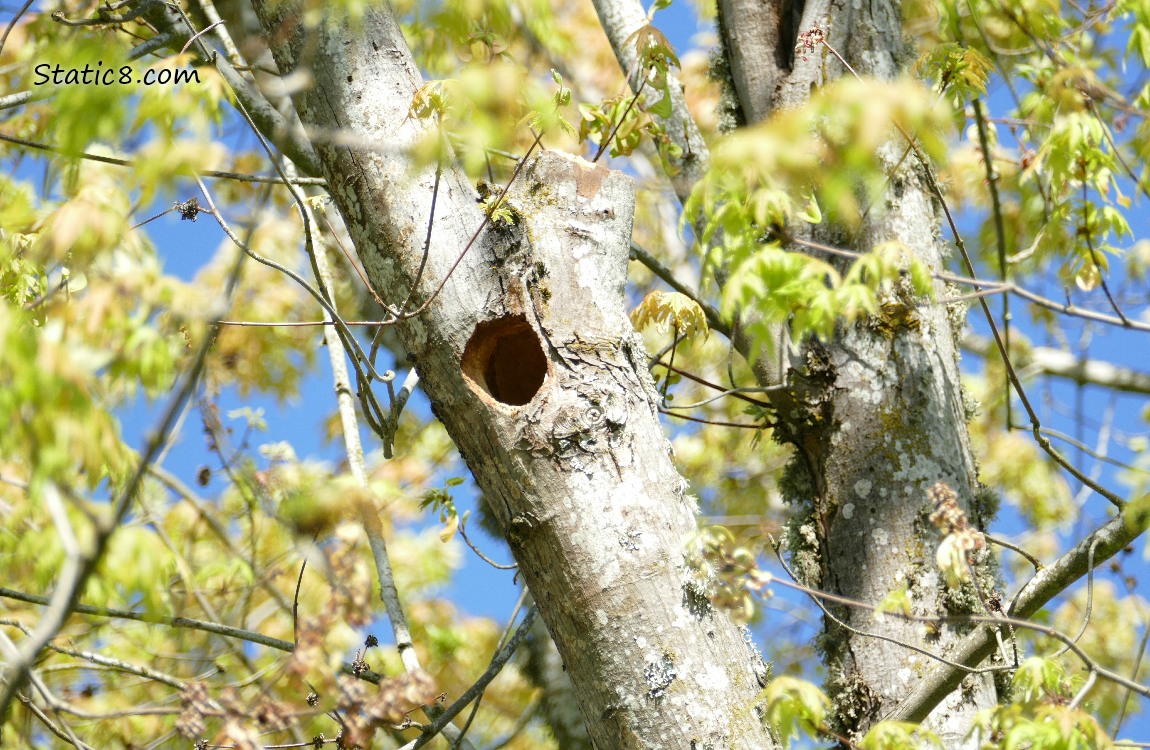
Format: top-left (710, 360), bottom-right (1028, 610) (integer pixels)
top-left (1, 0), bottom-right (1149, 748)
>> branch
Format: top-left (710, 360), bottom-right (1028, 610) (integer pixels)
top-left (963, 333), bottom-right (1150, 396)
top-left (136, 2), bottom-right (323, 176)
top-left (296, 185), bottom-right (475, 750)
top-left (886, 509), bottom-right (1145, 723)
top-left (0, 132), bottom-right (326, 185)
top-left (242, 0), bottom-right (783, 743)
top-left (589, 0), bottom-right (710, 204)
top-left (768, 572), bottom-right (1150, 700)
top-left (970, 95), bottom-right (1015, 428)
top-left (400, 607), bottom-right (537, 750)
top-left (0, 90), bottom-right (34, 110)
top-left (13, 693), bottom-right (95, 750)
top-left (0, 247), bottom-right (238, 718)
top-left (0, 617), bottom-right (188, 691)
top-left (0, 586), bottom-right (386, 685)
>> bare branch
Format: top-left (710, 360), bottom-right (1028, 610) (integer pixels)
top-left (400, 608), bottom-right (537, 750)
top-left (963, 334), bottom-right (1150, 396)
top-left (887, 508), bottom-right (1145, 723)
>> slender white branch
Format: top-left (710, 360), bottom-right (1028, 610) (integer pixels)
top-left (301, 192), bottom-right (476, 750)
top-left (963, 333), bottom-right (1150, 395)
top-left (590, 0), bottom-right (710, 203)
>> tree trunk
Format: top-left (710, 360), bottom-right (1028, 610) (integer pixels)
top-left (246, 2), bottom-right (777, 747)
top-left (716, 0), bottom-right (999, 743)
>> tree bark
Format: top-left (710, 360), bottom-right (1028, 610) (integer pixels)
top-left (246, 2), bottom-right (777, 747)
top-left (715, 0), bottom-right (1000, 743)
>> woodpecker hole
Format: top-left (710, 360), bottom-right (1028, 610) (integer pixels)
top-left (461, 315), bottom-right (548, 406)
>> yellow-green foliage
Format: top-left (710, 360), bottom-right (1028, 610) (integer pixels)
top-left (763, 676), bottom-right (831, 747)
top-left (631, 290), bottom-right (710, 341)
top-left (970, 658), bottom-right (1114, 749)
top-left (2, 0), bottom-right (1149, 747)
top-left (0, 4), bottom-right (554, 743)
top-left (916, 43), bottom-right (992, 105)
top-left (857, 721), bottom-right (942, 749)
top-left (965, 370), bottom-right (1076, 530)
top-left (1046, 583), bottom-right (1149, 724)
top-left (684, 78), bottom-right (942, 350)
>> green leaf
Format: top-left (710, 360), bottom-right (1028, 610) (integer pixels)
top-left (647, 90), bottom-right (673, 119)
top-left (797, 195), bottom-right (822, 224)
top-left (763, 676), bottom-right (829, 747)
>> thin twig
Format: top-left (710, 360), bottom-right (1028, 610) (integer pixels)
top-left (1080, 180), bottom-right (1129, 325)
top-left (1050, 539), bottom-right (1099, 658)
top-left (971, 96), bottom-right (1014, 430)
top-left (449, 589), bottom-right (529, 750)
top-left (192, 0), bottom-right (244, 66)
top-left (0, 133), bottom-right (326, 185)
top-left (400, 607), bottom-right (537, 750)
top-left (0, 619), bottom-right (189, 690)
top-left (658, 408), bottom-right (766, 429)
top-left (179, 19), bottom-right (225, 56)
top-left (13, 693), bottom-right (95, 750)
top-left (1068, 669), bottom-right (1097, 710)
top-left (593, 77), bottom-right (649, 163)
top-left (398, 150), bottom-right (444, 316)
top-left (1113, 605), bottom-right (1150, 736)
top-left (767, 565), bottom-right (1150, 699)
top-left (293, 556), bottom-right (308, 646)
top-left (788, 234), bottom-right (1150, 334)
top-left (398, 131), bottom-right (544, 321)
top-left (458, 515), bottom-right (518, 571)
top-left (320, 210), bottom-right (386, 308)
top-left (984, 533), bottom-right (1042, 573)
top-left (0, 586), bottom-right (385, 684)
top-left (767, 537), bottom-right (1003, 677)
top-left (0, 0), bottom-right (35, 58)
top-left (879, 112), bottom-right (1130, 510)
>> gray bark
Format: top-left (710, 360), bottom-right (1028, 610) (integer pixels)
top-left (593, 1), bottom-right (998, 738)
top-left (714, 0), bottom-right (998, 743)
top-left (797, 145), bottom-right (999, 744)
top-left (247, 2), bottom-right (778, 748)
top-left (716, 0), bottom-right (786, 123)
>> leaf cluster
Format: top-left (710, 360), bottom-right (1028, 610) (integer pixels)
top-left (684, 78), bottom-right (945, 349)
